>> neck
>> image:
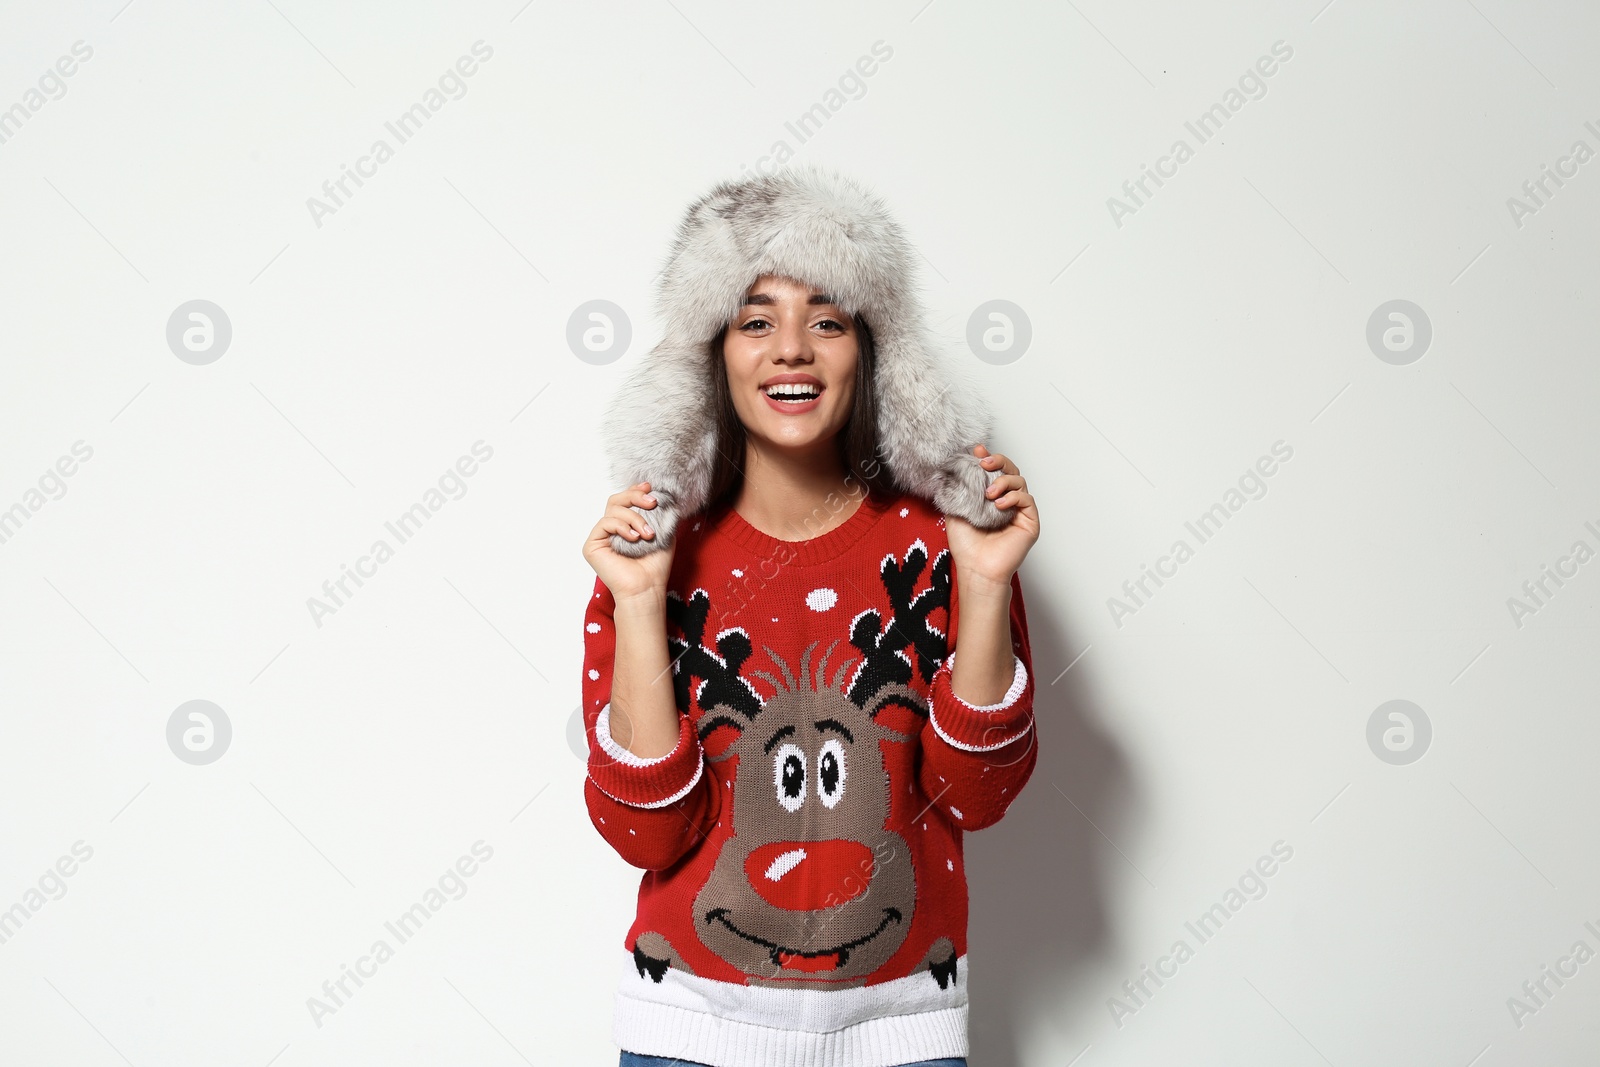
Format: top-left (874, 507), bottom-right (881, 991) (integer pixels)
top-left (733, 436), bottom-right (867, 542)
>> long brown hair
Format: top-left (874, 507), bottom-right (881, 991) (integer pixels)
top-left (703, 312), bottom-right (900, 517)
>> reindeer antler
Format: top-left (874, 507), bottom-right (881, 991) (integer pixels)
top-left (665, 589), bottom-right (764, 740)
top-left (845, 541), bottom-right (952, 707)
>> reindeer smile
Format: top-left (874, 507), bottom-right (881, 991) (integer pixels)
top-left (703, 906), bottom-right (903, 972)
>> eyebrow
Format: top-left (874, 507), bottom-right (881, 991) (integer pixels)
top-left (742, 292), bottom-right (840, 307)
top-left (814, 719), bottom-right (853, 743)
top-left (763, 724), bottom-right (796, 753)
top-left (763, 720), bottom-right (854, 752)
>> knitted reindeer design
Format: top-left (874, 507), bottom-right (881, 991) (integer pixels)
top-left (631, 539), bottom-right (962, 992)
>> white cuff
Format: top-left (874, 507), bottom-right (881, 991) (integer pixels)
top-left (588, 702), bottom-right (705, 809)
top-left (942, 650), bottom-right (1028, 711)
top-left (594, 702), bottom-right (681, 766)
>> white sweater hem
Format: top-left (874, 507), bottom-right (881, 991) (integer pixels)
top-left (612, 949), bottom-right (969, 1067)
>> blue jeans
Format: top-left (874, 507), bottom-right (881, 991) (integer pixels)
top-left (620, 1054), bottom-right (966, 1067)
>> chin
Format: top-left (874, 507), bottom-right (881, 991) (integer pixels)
top-left (772, 415), bottom-right (848, 442)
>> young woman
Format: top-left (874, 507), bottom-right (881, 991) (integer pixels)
top-left (580, 166), bottom-right (1041, 1067)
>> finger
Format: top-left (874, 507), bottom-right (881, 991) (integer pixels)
top-left (600, 516), bottom-right (644, 541)
top-left (606, 506), bottom-right (654, 538)
top-left (984, 473), bottom-right (1022, 498)
top-left (609, 482), bottom-right (655, 506)
top-left (995, 488), bottom-right (1034, 511)
top-left (979, 453), bottom-right (1016, 477)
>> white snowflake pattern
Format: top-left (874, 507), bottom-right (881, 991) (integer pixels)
top-left (900, 507), bottom-right (909, 517)
top-left (586, 622), bottom-right (601, 633)
top-left (732, 568), bottom-right (743, 576)
top-left (806, 587), bottom-right (838, 612)
top-left (946, 858), bottom-right (954, 871)
top-left (950, 805), bottom-right (964, 820)
top-left (588, 669), bottom-right (600, 680)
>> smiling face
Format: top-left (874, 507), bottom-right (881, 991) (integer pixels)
top-left (722, 274), bottom-right (859, 454)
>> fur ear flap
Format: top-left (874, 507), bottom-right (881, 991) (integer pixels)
top-left (932, 451), bottom-right (1012, 530)
top-left (607, 487), bottom-right (682, 558)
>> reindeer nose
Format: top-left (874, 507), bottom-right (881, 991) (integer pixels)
top-left (745, 840), bottom-right (875, 911)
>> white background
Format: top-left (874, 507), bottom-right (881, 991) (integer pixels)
top-left (1, 1), bottom-right (1597, 1064)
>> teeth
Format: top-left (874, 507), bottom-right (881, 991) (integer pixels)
top-left (764, 383), bottom-right (821, 399)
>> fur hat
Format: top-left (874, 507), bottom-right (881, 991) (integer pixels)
top-left (602, 162), bottom-right (1011, 557)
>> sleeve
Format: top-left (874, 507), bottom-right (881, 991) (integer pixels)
top-left (917, 567), bottom-right (1038, 832)
top-left (581, 575), bottom-right (721, 870)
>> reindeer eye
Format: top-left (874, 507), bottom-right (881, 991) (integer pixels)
top-left (774, 742), bottom-right (806, 812)
top-left (818, 738), bottom-right (846, 808)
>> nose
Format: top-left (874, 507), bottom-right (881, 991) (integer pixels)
top-left (745, 840), bottom-right (875, 911)
top-left (774, 317), bottom-right (813, 361)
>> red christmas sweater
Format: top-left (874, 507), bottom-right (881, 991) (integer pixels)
top-left (581, 488), bottom-right (1038, 1067)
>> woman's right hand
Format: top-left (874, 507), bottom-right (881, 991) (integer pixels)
top-left (582, 482), bottom-right (676, 602)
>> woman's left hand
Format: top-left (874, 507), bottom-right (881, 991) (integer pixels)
top-left (945, 444), bottom-right (1040, 592)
